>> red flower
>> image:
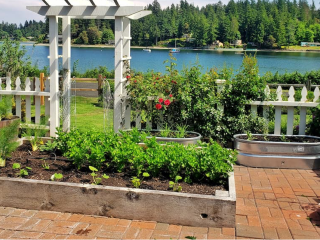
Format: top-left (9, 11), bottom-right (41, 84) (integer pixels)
top-left (126, 75), bottom-right (131, 79)
top-left (171, 80), bottom-right (177, 84)
top-left (156, 77), bottom-right (159, 80)
top-left (134, 80), bottom-right (137, 83)
top-left (164, 99), bottom-right (171, 106)
top-left (155, 104), bottom-right (162, 110)
top-left (169, 94), bottom-right (173, 98)
top-left (159, 98), bottom-right (164, 103)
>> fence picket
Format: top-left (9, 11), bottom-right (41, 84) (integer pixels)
top-left (263, 106), bottom-right (269, 127)
top-left (274, 106), bottom-right (282, 135)
top-left (25, 78), bottom-right (31, 91)
top-left (35, 96), bottom-right (41, 124)
top-left (276, 86), bottom-right (282, 101)
top-left (286, 86), bottom-right (295, 135)
top-left (6, 76), bottom-right (11, 91)
top-left (301, 87), bottom-right (307, 102)
top-left (251, 105), bottom-right (257, 117)
top-left (314, 87), bottom-right (320, 102)
top-left (288, 86), bottom-right (295, 102)
top-left (299, 107), bottom-right (307, 135)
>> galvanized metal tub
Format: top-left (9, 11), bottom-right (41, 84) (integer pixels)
top-left (146, 130), bottom-right (202, 145)
top-left (234, 134), bottom-right (320, 169)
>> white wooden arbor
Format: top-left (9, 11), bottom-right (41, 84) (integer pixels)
top-left (27, 0), bottom-right (151, 137)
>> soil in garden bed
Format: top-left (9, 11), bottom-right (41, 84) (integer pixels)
top-left (0, 143), bottom-right (227, 196)
top-left (238, 135), bottom-right (320, 143)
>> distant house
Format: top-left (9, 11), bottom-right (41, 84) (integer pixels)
top-left (233, 40), bottom-right (242, 46)
top-left (301, 42), bottom-right (320, 47)
top-left (212, 40), bottom-right (224, 48)
top-left (182, 34), bottom-right (195, 43)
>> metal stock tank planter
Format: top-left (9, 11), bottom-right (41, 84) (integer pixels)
top-left (234, 134), bottom-right (320, 170)
top-left (146, 130), bottom-right (202, 145)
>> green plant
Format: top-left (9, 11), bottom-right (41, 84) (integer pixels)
top-left (160, 124), bottom-right (171, 137)
top-left (185, 236), bottom-right (197, 240)
top-left (131, 177), bottom-right (141, 188)
top-left (131, 172), bottom-right (150, 188)
top-left (40, 140), bottom-right (58, 153)
top-left (176, 125), bottom-right (188, 138)
top-left (246, 131), bottom-right (253, 140)
top-left (169, 175), bottom-right (182, 192)
top-left (12, 163), bottom-right (32, 177)
top-left (50, 173), bottom-right (63, 181)
top-left (263, 135), bottom-right (269, 141)
top-left (89, 166), bottom-right (109, 185)
top-left (0, 38), bottom-right (32, 79)
top-left (42, 160), bottom-right (50, 170)
top-left (0, 120), bottom-right (20, 167)
top-left (0, 95), bottom-right (13, 121)
top-left (280, 134), bottom-right (287, 142)
top-left (22, 119), bottom-right (48, 151)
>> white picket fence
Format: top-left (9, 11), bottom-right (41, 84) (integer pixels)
top-left (0, 76), bottom-right (50, 128)
top-left (250, 85), bottom-right (320, 135)
top-left (1, 76), bottom-right (320, 137)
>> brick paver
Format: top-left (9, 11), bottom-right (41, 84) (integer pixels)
top-left (0, 166), bottom-right (320, 239)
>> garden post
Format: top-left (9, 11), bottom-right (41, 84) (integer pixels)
top-left (49, 16), bottom-right (59, 137)
top-left (62, 16), bottom-right (71, 133)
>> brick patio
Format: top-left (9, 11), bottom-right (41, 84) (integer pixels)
top-left (1, 166), bottom-right (320, 239)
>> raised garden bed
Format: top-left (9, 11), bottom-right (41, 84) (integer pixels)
top-left (234, 134), bottom-right (320, 169)
top-left (0, 140), bottom-right (236, 228)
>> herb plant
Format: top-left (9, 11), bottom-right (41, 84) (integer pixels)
top-left (50, 173), bottom-right (63, 181)
top-left (42, 160), bottom-right (50, 170)
top-left (0, 120), bottom-right (20, 167)
top-left (169, 175), bottom-right (182, 192)
top-left (131, 177), bottom-right (141, 188)
top-left (12, 163), bottom-right (32, 177)
top-left (89, 166), bottom-right (109, 185)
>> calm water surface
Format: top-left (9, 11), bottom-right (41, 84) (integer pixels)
top-left (22, 43), bottom-right (320, 75)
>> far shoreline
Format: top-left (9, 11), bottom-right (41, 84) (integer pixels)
top-left (21, 42), bottom-right (320, 54)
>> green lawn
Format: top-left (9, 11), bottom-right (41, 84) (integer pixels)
top-left (268, 114), bottom-right (312, 134)
top-left (70, 97), bottom-right (113, 132)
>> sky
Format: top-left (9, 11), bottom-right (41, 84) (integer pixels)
top-left (0, 0), bottom-right (319, 25)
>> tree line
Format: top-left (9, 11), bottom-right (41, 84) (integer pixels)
top-left (0, 0), bottom-right (319, 48)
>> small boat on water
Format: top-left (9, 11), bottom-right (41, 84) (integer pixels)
top-left (169, 48), bottom-right (180, 53)
top-left (169, 38), bottom-right (180, 53)
top-left (143, 48), bottom-right (151, 52)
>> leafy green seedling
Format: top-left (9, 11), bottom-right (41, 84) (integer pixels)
top-left (50, 173), bottom-right (63, 181)
top-left (12, 163), bottom-right (31, 177)
top-left (160, 124), bottom-right (171, 137)
top-left (169, 175), bottom-right (182, 192)
top-left (280, 134), bottom-right (287, 142)
top-left (131, 177), bottom-right (141, 188)
top-left (12, 163), bottom-right (21, 169)
top-left (176, 125), bottom-right (188, 138)
top-left (42, 160), bottom-right (50, 170)
top-left (89, 166), bottom-right (109, 185)
top-left (132, 172), bottom-right (150, 188)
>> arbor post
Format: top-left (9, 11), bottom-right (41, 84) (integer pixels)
top-left (49, 16), bottom-right (59, 137)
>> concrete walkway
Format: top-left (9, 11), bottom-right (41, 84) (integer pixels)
top-left (0, 166), bottom-right (320, 239)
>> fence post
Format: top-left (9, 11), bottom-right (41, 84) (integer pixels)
top-left (216, 79), bottom-right (226, 112)
top-left (40, 73), bottom-right (45, 105)
top-left (98, 74), bottom-right (102, 100)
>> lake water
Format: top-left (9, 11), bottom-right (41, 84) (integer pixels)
top-left (22, 43), bottom-right (320, 75)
